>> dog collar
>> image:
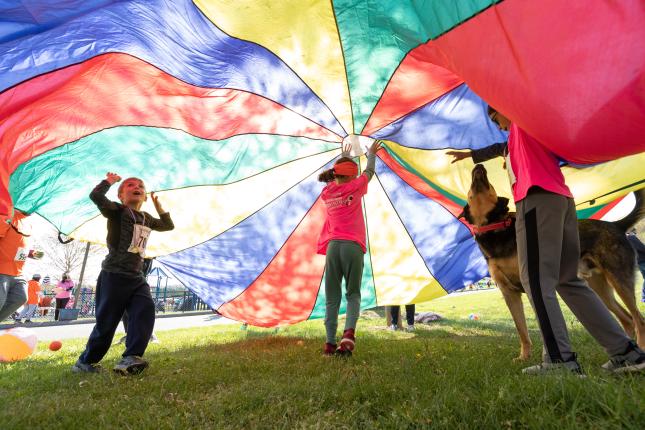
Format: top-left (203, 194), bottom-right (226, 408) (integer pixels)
top-left (472, 218), bottom-right (513, 235)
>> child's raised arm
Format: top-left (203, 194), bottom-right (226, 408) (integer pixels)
top-left (363, 140), bottom-right (383, 181)
top-left (90, 172), bottom-right (122, 218)
top-left (148, 192), bottom-right (174, 232)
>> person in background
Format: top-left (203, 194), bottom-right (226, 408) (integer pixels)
top-left (0, 210), bottom-right (43, 322)
top-left (15, 274), bottom-right (42, 323)
top-left (388, 304), bottom-right (416, 332)
top-left (54, 273), bottom-right (75, 321)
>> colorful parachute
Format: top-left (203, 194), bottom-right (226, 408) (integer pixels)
top-left (2, 0), bottom-right (644, 326)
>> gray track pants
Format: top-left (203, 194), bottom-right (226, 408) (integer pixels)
top-left (516, 188), bottom-right (631, 362)
top-left (0, 274), bottom-right (27, 321)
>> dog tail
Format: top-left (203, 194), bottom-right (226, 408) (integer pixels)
top-left (613, 188), bottom-right (645, 232)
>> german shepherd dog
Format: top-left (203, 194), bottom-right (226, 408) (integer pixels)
top-left (460, 164), bottom-right (645, 360)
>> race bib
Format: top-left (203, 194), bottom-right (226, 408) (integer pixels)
top-left (505, 153), bottom-right (517, 187)
top-left (127, 224), bottom-right (151, 257)
top-left (14, 247), bottom-right (28, 262)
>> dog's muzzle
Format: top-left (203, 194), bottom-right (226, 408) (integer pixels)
top-left (471, 164), bottom-right (490, 192)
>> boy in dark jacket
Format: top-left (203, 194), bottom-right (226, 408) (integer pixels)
top-left (73, 173), bottom-right (174, 374)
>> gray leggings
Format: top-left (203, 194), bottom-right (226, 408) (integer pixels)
top-left (324, 240), bottom-right (363, 344)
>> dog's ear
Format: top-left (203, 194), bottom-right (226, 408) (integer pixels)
top-left (496, 197), bottom-right (510, 214)
top-left (458, 204), bottom-right (472, 223)
top-left (485, 197), bottom-right (510, 222)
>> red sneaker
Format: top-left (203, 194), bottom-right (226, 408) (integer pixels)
top-left (323, 343), bottom-right (337, 356)
top-left (339, 328), bottom-right (355, 352)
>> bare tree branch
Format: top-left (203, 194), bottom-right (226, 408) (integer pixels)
top-left (34, 235), bottom-right (104, 278)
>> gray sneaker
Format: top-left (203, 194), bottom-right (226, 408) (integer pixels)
top-left (406, 325), bottom-right (415, 332)
top-left (522, 355), bottom-right (584, 376)
top-left (388, 324), bottom-right (398, 331)
top-left (113, 355), bottom-right (149, 375)
top-left (71, 360), bottom-right (102, 373)
top-left (601, 341), bottom-right (645, 374)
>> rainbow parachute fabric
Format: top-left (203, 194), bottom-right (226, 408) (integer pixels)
top-left (2, 0), bottom-right (644, 326)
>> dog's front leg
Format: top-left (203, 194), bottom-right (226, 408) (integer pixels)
top-left (501, 290), bottom-right (532, 361)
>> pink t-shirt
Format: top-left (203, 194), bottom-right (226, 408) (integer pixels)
top-left (55, 280), bottom-right (74, 299)
top-left (317, 174), bottom-right (369, 255)
top-left (508, 123), bottom-right (573, 202)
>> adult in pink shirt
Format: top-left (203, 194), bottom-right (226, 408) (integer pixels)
top-left (448, 107), bottom-right (644, 375)
top-left (318, 140), bottom-right (382, 357)
top-left (54, 273), bottom-right (74, 321)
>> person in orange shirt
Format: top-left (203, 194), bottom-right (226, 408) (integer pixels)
top-left (0, 210), bottom-right (44, 322)
top-left (16, 274), bottom-right (42, 323)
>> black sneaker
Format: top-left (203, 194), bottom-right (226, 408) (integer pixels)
top-left (602, 341), bottom-right (645, 374)
top-left (113, 355), bottom-right (149, 375)
top-left (71, 360), bottom-right (102, 373)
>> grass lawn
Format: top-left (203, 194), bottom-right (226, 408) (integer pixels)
top-left (1, 289), bottom-right (643, 429)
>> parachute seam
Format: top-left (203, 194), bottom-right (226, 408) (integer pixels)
top-left (361, 157), bottom-right (379, 307)
top-left (330, 0), bottom-right (355, 135)
top-left (380, 147), bottom-right (467, 206)
top-left (431, 0), bottom-right (505, 41)
top-left (14, 126), bottom-right (340, 179)
top-left (44, 149), bottom-right (338, 237)
top-left (1, 51), bottom-right (344, 141)
top-left (151, 155), bottom-right (338, 256)
top-left (216, 195), bottom-right (325, 316)
top-left (361, 0), bottom-right (505, 136)
top-left (373, 160), bottom-right (449, 295)
top-left (304, 276), bottom-right (326, 322)
top-left (378, 153), bottom-right (505, 293)
top-left (361, 61), bottom-right (462, 136)
top-left (366, 83), bottom-right (467, 139)
top-left (190, 3), bottom-right (348, 137)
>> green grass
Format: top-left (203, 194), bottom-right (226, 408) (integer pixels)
top-left (1, 289), bottom-right (644, 429)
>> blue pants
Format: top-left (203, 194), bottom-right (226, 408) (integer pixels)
top-left (79, 271), bottom-right (155, 364)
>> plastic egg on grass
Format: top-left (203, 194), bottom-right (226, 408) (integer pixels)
top-left (49, 340), bottom-right (63, 351)
top-left (0, 327), bottom-right (37, 362)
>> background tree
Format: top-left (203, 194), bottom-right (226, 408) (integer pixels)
top-left (23, 221), bottom-right (105, 292)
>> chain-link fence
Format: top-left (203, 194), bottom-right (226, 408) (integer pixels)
top-left (3, 287), bottom-right (211, 324)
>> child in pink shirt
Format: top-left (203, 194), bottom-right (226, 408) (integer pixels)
top-left (448, 107), bottom-right (644, 375)
top-left (318, 140), bottom-right (382, 357)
